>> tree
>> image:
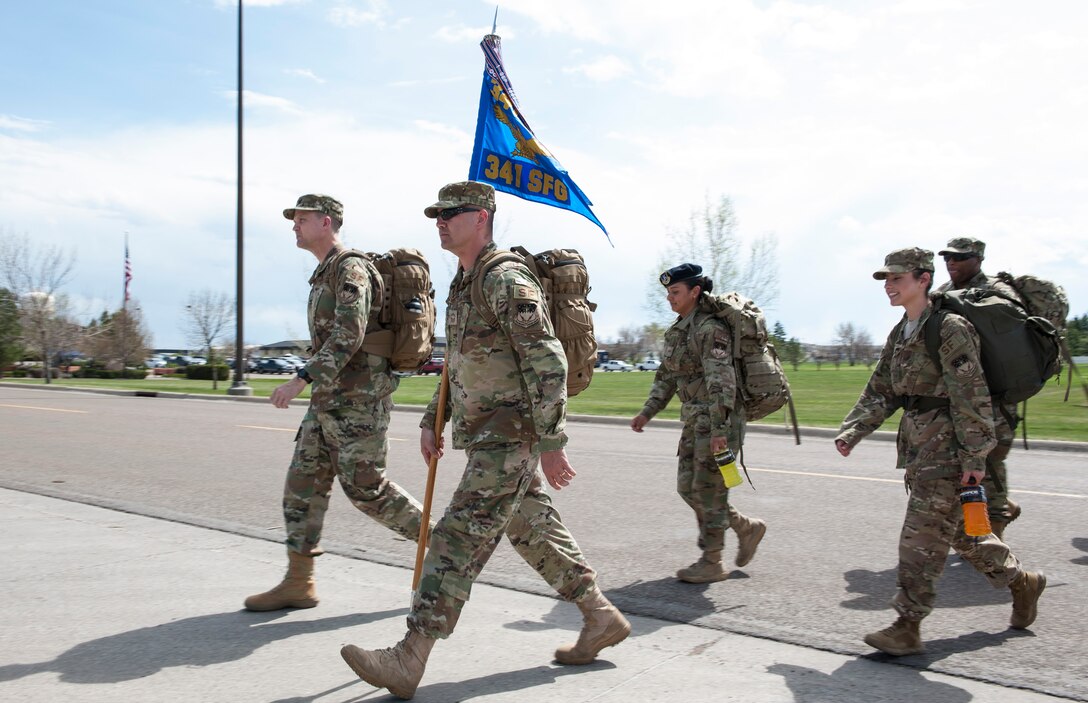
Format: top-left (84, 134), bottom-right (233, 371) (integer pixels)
top-left (833, 322), bottom-right (874, 367)
top-left (0, 234), bottom-right (76, 383)
top-left (83, 307), bottom-right (151, 371)
top-left (184, 289), bottom-right (235, 390)
top-left (0, 287), bottom-right (22, 370)
top-left (1067, 313), bottom-right (1088, 356)
top-left (645, 195), bottom-right (779, 324)
top-left (782, 336), bottom-right (804, 371)
top-left (771, 321), bottom-right (787, 347)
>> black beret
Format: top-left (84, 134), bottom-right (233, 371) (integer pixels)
top-left (659, 263), bottom-right (703, 286)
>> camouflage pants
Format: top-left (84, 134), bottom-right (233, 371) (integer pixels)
top-left (408, 442), bottom-right (597, 639)
top-left (982, 404), bottom-right (1017, 526)
top-left (677, 411), bottom-right (740, 556)
top-left (282, 400), bottom-right (424, 556)
top-left (893, 468), bottom-right (1022, 621)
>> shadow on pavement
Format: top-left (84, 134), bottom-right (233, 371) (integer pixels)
top-left (0, 608), bottom-right (404, 685)
top-left (768, 657), bottom-right (974, 703)
top-left (1072, 537), bottom-right (1088, 566)
top-left (841, 558), bottom-right (1014, 611)
top-left (333, 660), bottom-right (618, 703)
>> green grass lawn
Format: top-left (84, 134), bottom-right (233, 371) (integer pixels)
top-left (5, 364), bottom-right (1085, 441)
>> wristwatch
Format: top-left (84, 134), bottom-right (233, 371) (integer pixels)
top-left (296, 368), bottom-right (313, 384)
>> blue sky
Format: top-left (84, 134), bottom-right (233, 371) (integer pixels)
top-left (2, 0), bottom-right (1085, 351)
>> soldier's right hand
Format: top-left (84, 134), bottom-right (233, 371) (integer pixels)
top-left (420, 428), bottom-right (444, 464)
top-left (630, 415), bottom-right (649, 432)
top-left (834, 439), bottom-right (851, 457)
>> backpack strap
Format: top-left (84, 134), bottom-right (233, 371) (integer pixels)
top-left (469, 247), bottom-right (541, 328)
top-left (324, 249), bottom-right (389, 356)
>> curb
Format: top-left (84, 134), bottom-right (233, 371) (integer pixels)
top-left (2, 381), bottom-right (1084, 453)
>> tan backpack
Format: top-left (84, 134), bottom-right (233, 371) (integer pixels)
top-left (698, 292), bottom-right (799, 442)
top-left (470, 246), bottom-right (598, 397)
top-left (327, 248), bottom-right (436, 372)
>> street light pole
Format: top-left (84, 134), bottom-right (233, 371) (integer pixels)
top-left (228, 0), bottom-right (252, 396)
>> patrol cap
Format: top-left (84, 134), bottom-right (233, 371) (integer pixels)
top-left (424, 181), bottom-right (496, 218)
top-left (283, 194), bottom-right (344, 223)
top-left (659, 263), bottom-right (703, 286)
top-left (872, 247), bottom-right (934, 280)
top-left (938, 236), bottom-right (986, 259)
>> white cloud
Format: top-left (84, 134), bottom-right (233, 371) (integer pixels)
top-left (283, 68), bottom-right (325, 84)
top-left (0, 114), bottom-right (49, 132)
top-left (328, 1), bottom-right (390, 27)
top-left (563, 55), bottom-right (631, 82)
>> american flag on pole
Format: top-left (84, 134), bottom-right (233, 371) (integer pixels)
top-left (124, 238), bottom-right (132, 303)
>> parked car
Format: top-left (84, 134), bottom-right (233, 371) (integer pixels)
top-left (417, 358), bottom-right (444, 375)
top-left (255, 358), bottom-right (294, 374)
top-left (278, 354), bottom-right (306, 370)
top-left (636, 359), bottom-right (661, 371)
top-left (599, 360), bottom-right (634, 372)
top-left (144, 357), bottom-right (167, 368)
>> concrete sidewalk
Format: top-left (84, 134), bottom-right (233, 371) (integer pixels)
top-left (0, 488), bottom-right (1066, 703)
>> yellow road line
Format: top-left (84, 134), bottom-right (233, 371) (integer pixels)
top-left (236, 425), bottom-right (405, 441)
top-left (0, 403), bottom-right (88, 414)
top-left (750, 467), bottom-right (1086, 499)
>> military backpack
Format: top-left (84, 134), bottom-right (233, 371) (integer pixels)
top-left (697, 292), bottom-right (798, 440)
top-left (470, 246), bottom-right (598, 397)
top-left (924, 288), bottom-right (1062, 405)
top-left (326, 248), bottom-right (437, 373)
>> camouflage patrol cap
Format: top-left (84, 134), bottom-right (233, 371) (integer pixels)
top-left (283, 194), bottom-right (344, 223)
top-left (660, 263), bottom-right (702, 286)
top-left (424, 181), bottom-right (496, 218)
top-left (872, 247), bottom-right (934, 279)
top-left (938, 236), bottom-right (986, 259)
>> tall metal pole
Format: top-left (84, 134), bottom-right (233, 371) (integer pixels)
top-left (228, 0), bottom-right (252, 396)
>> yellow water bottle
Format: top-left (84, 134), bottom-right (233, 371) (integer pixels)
top-left (959, 484), bottom-right (992, 537)
top-left (715, 448), bottom-right (743, 488)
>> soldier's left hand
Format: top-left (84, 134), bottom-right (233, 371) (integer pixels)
top-left (960, 470), bottom-right (985, 486)
top-left (270, 377), bottom-right (306, 409)
top-left (541, 449), bottom-right (577, 490)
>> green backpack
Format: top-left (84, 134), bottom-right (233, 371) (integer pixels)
top-left (924, 289), bottom-right (1061, 405)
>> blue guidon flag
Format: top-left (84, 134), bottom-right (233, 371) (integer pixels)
top-left (468, 34), bottom-right (608, 238)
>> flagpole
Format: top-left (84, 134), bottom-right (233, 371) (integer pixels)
top-left (228, 0), bottom-right (252, 396)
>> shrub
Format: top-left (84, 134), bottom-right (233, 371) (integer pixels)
top-left (185, 364), bottom-right (231, 381)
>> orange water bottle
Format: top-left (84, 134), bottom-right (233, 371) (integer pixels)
top-left (959, 484), bottom-right (992, 536)
top-left (715, 448), bottom-right (744, 488)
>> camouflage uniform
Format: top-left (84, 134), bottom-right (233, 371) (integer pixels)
top-left (936, 238), bottom-right (1024, 530)
top-left (837, 303), bottom-right (1025, 621)
top-left (283, 243), bottom-right (425, 556)
top-left (640, 308), bottom-right (745, 557)
top-left (410, 242), bottom-right (598, 638)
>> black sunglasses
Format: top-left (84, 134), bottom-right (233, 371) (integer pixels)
top-left (437, 206), bottom-right (481, 221)
top-left (942, 253), bottom-right (977, 262)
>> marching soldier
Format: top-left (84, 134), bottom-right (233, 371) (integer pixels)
top-left (340, 182), bottom-right (629, 699)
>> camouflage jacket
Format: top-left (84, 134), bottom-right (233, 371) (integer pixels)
top-left (640, 309), bottom-right (739, 440)
top-left (302, 245), bottom-right (398, 412)
top-left (836, 305), bottom-right (996, 474)
top-left (936, 270), bottom-right (1022, 304)
top-left (422, 242), bottom-right (567, 451)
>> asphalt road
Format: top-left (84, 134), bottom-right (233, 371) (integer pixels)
top-left (1, 385), bottom-right (1085, 700)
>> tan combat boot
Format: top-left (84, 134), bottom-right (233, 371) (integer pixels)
top-left (863, 616), bottom-right (924, 656)
top-left (677, 551), bottom-right (728, 584)
top-left (554, 587), bottom-right (632, 665)
top-left (243, 551), bottom-right (318, 611)
top-left (1009, 570), bottom-right (1046, 629)
top-left (992, 499), bottom-right (1021, 541)
top-left (731, 514), bottom-right (767, 567)
top-left (341, 630), bottom-right (436, 700)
